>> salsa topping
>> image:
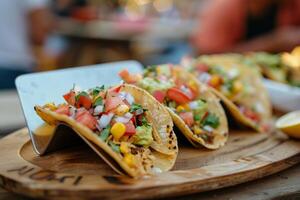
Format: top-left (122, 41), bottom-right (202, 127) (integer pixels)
top-left (119, 65), bottom-right (221, 143)
top-left (43, 84), bottom-right (156, 171)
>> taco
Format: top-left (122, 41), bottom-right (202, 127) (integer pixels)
top-left (35, 84), bottom-right (178, 178)
top-left (119, 65), bottom-right (228, 149)
top-left (181, 54), bottom-right (272, 132)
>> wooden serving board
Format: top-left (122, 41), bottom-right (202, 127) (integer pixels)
top-left (0, 128), bottom-right (300, 200)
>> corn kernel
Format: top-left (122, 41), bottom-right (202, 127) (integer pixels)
top-left (123, 154), bottom-right (136, 168)
top-left (233, 81), bottom-right (243, 93)
top-left (176, 105), bottom-right (185, 112)
top-left (188, 80), bottom-right (197, 92)
top-left (194, 127), bottom-right (202, 134)
top-left (43, 103), bottom-right (57, 111)
top-left (120, 142), bottom-right (130, 154)
top-left (116, 105), bottom-right (129, 116)
top-left (183, 103), bottom-right (190, 111)
top-left (209, 75), bottom-right (222, 88)
top-left (111, 122), bottom-right (126, 141)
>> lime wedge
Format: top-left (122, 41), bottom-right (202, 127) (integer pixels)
top-left (276, 111), bottom-right (300, 139)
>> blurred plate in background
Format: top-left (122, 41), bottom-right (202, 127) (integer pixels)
top-left (263, 79), bottom-right (300, 112)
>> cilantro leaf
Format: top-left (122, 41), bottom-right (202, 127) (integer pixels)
top-left (141, 115), bottom-right (150, 127)
top-left (92, 85), bottom-right (105, 96)
top-left (129, 103), bottom-right (143, 113)
top-left (93, 96), bottom-right (103, 107)
top-left (202, 113), bottom-right (220, 128)
top-left (108, 141), bottom-right (120, 153)
top-left (99, 126), bottom-right (110, 142)
top-left (194, 114), bottom-right (201, 121)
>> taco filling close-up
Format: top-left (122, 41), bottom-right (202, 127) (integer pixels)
top-left (119, 65), bottom-right (228, 149)
top-left (35, 84), bottom-right (178, 178)
top-left (181, 55), bottom-right (272, 131)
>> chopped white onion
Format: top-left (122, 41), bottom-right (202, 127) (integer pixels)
top-left (118, 92), bottom-right (135, 105)
top-left (125, 93), bottom-right (135, 105)
top-left (124, 112), bottom-right (133, 119)
top-left (98, 113), bottom-right (114, 128)
top-left (69, 106), bottom-right (76, 119)
top-left (118, 92), bottom-right (127, 100)
top-left (228, 68), bottom-right (239, 79)
top-left (180, 85), bottom-right (193, 98)
top-left (73, 85), bottom-right (82, 93)
top-left (115, 116), bottom-right (131, 123)
top-left (203, 125), bottom-right (213, 132)
top-left (189, 101), bottom-right (199, 110)
top-left (135, 108), bottom-right (144, 115)
top-left (94, 105), bottom-right (104, 115)
top-left (198, 73), bottom-right (211, 83)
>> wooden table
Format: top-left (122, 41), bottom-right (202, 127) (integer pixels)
top-left (0, 163), bottom-right (299, 200)
top-left (0, 90), bottom-right (299, 199)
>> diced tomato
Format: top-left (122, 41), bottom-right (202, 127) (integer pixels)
top-left (63, 91), bottom-right (76, 106)
top-left (131, 116), bottom-right (136, 126)
top-left (196, 63), bottom-right (209, 73)
top-left (108, 85), bottom-right (123, 94)
top-left (105, 96), bottom-right (124, 112)
top-left (77, 95), bottom-right (92, 110)
top-left (153, 90), bottom-right (166, 103)
top-left (55, 105), bottom-right (70, 116)
top-left (119, 69), bottom-right (130, 80)
top-left (179, 112), bottom-right (194, 127)
top-left (118, 69), bottom-right (140, 84)
top-left (75, 110), bottom-right (97, 130)
top-left (242, 108), bottom-right (260, 122)
top-left (166, 87), bottom-right (191, 104)
top-left (124, 121), bottom-right (136, 136)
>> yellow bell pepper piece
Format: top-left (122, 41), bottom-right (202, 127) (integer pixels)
top-left (123, 153), bottom-right (136, 168)
top-left (116, 105), bottom-right (129, 116)
top-left (111, 122), bottom-right (126, 141)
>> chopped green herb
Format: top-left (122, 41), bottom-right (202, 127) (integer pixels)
top-left (92, 85), bottom-right (105, 96)
top-left (99, 126), bottom-right (110, 142)
top-left (224, 79), bottom-right (234, 92)
top-left (109, 141), bottom-right (120, 153)
top-left (129, 103), bottom-right (143, 113)
top-left (194, 114), bottom-right (201, 121)
top-left (93, 96), bottom-right (103, 107)
top-left (202, 113), bottom-right (220, 128)
top-left (141, 115), bottom-right (150, 127)
top-left (75, 91), bottom-right (89, 101)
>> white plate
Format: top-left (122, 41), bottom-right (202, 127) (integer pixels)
top-left (263, 79), bottom-right (300, 112)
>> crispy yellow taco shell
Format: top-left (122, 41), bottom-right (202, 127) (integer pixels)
top-left (132, 66), bottom-right (229, 149)
top-left (166, 67), bottom-right (228, 149)
top-left (185, 54), bottom-right (272, 132)
top-left (35, 84), bottom-right (178, 178)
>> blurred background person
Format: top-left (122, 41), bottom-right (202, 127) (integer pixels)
top-left (192, 0), bottom-right (300, 54)
top-left (0, 0), bottom-right (52, 89)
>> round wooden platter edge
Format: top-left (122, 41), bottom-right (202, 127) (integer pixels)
top-left (0, 128), bottom-right (299, 200)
